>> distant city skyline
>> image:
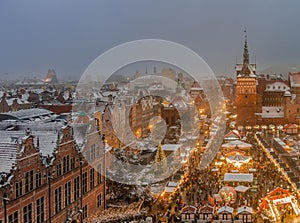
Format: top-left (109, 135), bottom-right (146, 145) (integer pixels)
top-left (1, 0), bottom-right (300, 80)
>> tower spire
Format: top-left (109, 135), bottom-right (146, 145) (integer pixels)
top-left (243, 30), bottom-right (249, 65)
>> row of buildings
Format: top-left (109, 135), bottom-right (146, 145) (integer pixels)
top-left (236, 35), bottom-right (300, 126)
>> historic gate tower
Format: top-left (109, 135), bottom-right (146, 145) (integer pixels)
top-left (236, 33), bottom-right (257, 126)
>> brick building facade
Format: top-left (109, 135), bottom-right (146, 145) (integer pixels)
top-left (235, 35), bottom-right (300, 126)
top-left (0, 120), bottom-right (106, 223)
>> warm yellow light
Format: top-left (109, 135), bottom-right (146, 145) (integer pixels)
top-left (198, 108), bottom-right (204, 114)
top-left (135, 128), bottom-right (141, 137)
top-left (148, 124), bottom-right (153, 131)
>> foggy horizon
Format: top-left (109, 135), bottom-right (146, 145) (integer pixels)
top-left (1, 1), bottom-right (300, 80)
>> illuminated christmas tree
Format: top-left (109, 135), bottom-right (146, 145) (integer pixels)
top-left (155, 143), bottom-right (168, 175)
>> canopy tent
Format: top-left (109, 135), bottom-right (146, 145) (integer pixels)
top-left (164, 181), bottom-right (178, 193)
top-left (222, 140), bottom-right (252, 149)
top-left (224, 173), bottom-right (253, 182)
top-left (226, 155), bottom-right (252, 168)
top-left (225, 148), bottom-right (246, 156)
top-left (164, 186), bottom-right (175, 193)
top-left (227, 155), bottom-right (251, 162)
top-left (224, 130), bottom-right (241, 141)
top-left (235, 185), bottom-right (250, 193)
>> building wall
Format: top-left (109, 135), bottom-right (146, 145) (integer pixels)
top-left (0, 125), bottom-right (106, 223)
top-left (236, 77), bottom-right (257, 126)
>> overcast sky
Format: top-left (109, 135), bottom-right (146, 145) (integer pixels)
top-left (1, 0), bottom-right (300, 80)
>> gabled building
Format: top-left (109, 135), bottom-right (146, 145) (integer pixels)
top-left (0, 121), bottom-right (107, 223)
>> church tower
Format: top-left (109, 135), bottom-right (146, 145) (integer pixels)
top-left (235, 32), bottom-right (257, 126)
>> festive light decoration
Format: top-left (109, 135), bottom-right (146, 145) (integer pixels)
top-left (219, 186), bottom-right (237, 204)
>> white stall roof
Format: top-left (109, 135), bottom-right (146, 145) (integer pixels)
top-left (164, 186), bottom-right (175, 193)
top-left (224, 173), bottom-right (253, 182)
top-left (238, 206), bottom-right (253, 214)
top-left (162, 144), bottom-right (180, 151)
top-left (218, 206), bottom-right (233, 214)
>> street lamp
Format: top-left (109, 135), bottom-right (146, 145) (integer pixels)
top-left (47, 172), bottom-right (54, 223)
top-left (79, 156), bottom-right (83, 223)
top-left (65, 217), bottom-right (72, 223)
top-left (1, 197), bottom-right (9, 223)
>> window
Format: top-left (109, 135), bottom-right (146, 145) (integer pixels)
top-left (35, 172), bottom-right (42, 188)
top-left (63, 157), bottom-right (66, 173)
top-left (86, 149), bottom-right (91, 161)
top-left (82, 205), bottom-right (88, 219)
top-left (25, 170), bottom-right (34, 193)
top-left (74, 177), bottom-right (80, 200)
top-left (36, 197), bottom-right (44, 223)
top-left (56, 163), bottom-right (62, 177)
top-left (83, 172), bottom-right (88, 194)
top-left (23, 203), bottom-right (32, 223)
top-left (8, 211), bottom-right (18, 223)
top-left (55, 187), bottom-right (62, 213)
top-left (91, 144), bottom-right (96, 160)
top-left (90, 169), bottom-right (95, 190)
top-left (66, 155), bottom-right (70, 172)
top-left (16, 181), bottom-right (22, 198)
top-left (71, 157), bottom-right (75, 169)
top-left (97, 194), bottom-right (102, 208)
top-left (65, 181), bottom-right (71, 206)
top-left (96, 146), bottom-right (101, 158)
top-left (63, 156), bottom-right (70, 173)
top-left (97, 164), bottom-right (102, 185)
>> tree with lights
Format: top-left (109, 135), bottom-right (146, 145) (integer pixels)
top-left (155, 143), bottom-right (168, 175)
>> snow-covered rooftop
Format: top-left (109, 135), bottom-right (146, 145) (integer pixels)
top-left (0, 130), bottom-right (58, 174)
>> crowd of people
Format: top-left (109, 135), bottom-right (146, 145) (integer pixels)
top-left (149, 130), bottom-right (299, 222)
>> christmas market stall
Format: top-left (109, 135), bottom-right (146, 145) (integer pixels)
top-left (217, 206), bottom-right (233, 221)
top-left (197, 205), bottom-right (214, 222)
top-left (237, 206), bottom-right (253, 223)
top-left (181, 205), bottom-right (197, 223)
top-left (258, 187), bottom-right (300, 222)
